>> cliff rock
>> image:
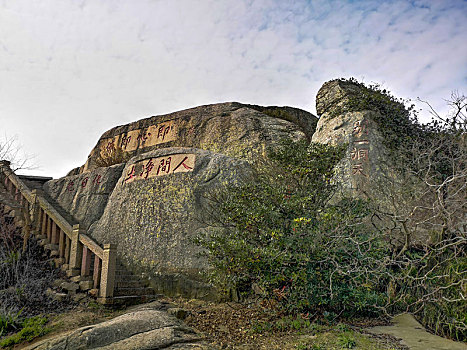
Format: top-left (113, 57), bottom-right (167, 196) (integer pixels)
top-left (43, 164), bottom-right (125, 230)
top-left (88, 147), bottom-right (253, 297)
top-left (80, 102), bottom-right (316, 173)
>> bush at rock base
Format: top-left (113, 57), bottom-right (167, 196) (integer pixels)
top-left (195, 139), bottom-right (391, 318)
top-left (0, 206), bottom-right (64, 346)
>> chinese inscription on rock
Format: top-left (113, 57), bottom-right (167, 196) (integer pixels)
top-left (124, 153), bottom-right (196, 184)
top-left (350, 120), bottom-right (370, 178)
top-left (100, 120), bottom-right (177, 155)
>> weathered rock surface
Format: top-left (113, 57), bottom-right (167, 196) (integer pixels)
top-left (80, 102), bottom-right (316, 173)
top-left (24, 302), bottom-right (209, 350)
top-left (312, 79), bottom-right (432, 245)
top-left (312, 107), bottom-right (389, 195)
top-left (88, 147), bottom-right (253, 298)
top-left (43, 164), bottom-right (125, 230)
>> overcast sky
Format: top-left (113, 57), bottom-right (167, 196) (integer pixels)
top-left (1, 0), bottom-right (466, 178)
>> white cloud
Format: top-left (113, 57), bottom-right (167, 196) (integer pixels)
top-left (0, 0), bottom-right (465, 177)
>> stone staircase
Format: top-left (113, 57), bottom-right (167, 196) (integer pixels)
top-left (0, 161), bottom-right (158, 306)
top-left (113, 262), bottom-right (159, 304)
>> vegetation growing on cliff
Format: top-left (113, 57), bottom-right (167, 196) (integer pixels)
top-left (196, 140), bottom-right (391, 319)
top-left (197, 81), bottom-right (466, 342)
top-left (0, 205), bottom-right (62, 346)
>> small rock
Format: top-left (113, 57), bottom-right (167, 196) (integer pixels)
top-left (88, 288), bottom-right (99, 298)
top-left (70, 276), bottom-right (82, 283)
top-left (53, 279), bottom-right (66, 288)
top-left (60, 281), bottom-right (79, 293)
top-left (73, 293), bottom-right (87, 303)
top-left (79, 280), bottom-right (94, 291)
top-left (167, 307), bottom-right (189, 320)
top-left (53, 292), bottom-right (68, 302)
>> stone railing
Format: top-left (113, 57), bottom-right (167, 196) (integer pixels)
top-left (0, 160), bottom-right (116, 304)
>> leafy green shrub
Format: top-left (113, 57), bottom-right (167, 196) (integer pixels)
top-left (196, 139), bottom-right (390, 318)
top-left (0, 205), bottom-right (67, 318)
top-left (337, 332), bottom-right (357, 349)
top-left (325, 79), bottom-right (466, 341)
top-left (0, 316), bottom-right (50, 348)
top-left (0, 309), bottom-right (22, 338)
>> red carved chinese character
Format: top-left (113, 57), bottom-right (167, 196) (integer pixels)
top-left (352, 164), bottom-right (367, 176)
top-left (121, 135), bottom-right (131, 149)
top-left (137, 133), bottom-right (150, 142)
top-left (92, 174), bottom-right (102, 185)
top-left (157, 126), bottom-right (165, 139)
top-left (157, 125), bottom-right (171, 141)
top-left (105, 140), bottom-right (115, 152)
top-left (358, 149), bottom-right (369, 161)
top-left (124, 166), bottom-right (136, 183)
top-left (66, 181), bottom-right (75, 192)
top-left (351, 148), bottom-right (369, 161)
top-left (81, 177), bottom-right (89, 188)
top-left (354, 140), bottom-right (369, 145)
top-left (156, 157), bottom-right (172, 175)
top-left (140, 159), bottom-right (155, 179)
top-left (173, 156), bottom-right (193, 172)
top-left (353, 120), bottom-right (367, 136)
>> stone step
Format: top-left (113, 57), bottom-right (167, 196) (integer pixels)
top-left (114, 280), bottom-right (147, 289)
top-left (114, 287), bottom-right (157, 297)
top-left (109, 294), bottom-right (160, 306)
top-left (114, 274), bottom-right (144, 282)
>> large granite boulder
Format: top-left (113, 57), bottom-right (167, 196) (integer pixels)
top-left (312, 79), bottom-right (391, 195)
top-left (88, 147), bottom-right (253, 298)
top-left (312, 79), bottom-right (433, 245)
top-left (24, 301), bottom-right (208, 350)
top-left (43, 164), bottom-right (125, 230)
top-left (78, 102), bottom-right (316, 174)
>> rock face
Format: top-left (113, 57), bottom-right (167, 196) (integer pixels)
top-left (43, 164), bottom-right (125, 230)
top-left (312, 79), bottom-right (392, 196)
top-left (39, 102), bottom-right (316, 298)
top-left (312, 79), bottom-right (431, 245)
top-left (80, 102), bottom-right (316, 173)
top-left (88, 147), bottom-right (253, 297)
top-left (24, 301), bottom-right (207, 350)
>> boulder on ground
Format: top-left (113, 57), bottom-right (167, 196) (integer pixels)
top-left (24, 302), bottom-right (206, 350)
top-left (43, 164), bottom-right (125, 230)
top-left (80, 102), bottom-right (316, 173)
top-left (88, 147), bottom-right (253, 298)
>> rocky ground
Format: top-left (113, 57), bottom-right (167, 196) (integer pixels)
top-left (12, 297), bottom-right (411, 350)
top-left (5, 295), bottom-right (465, 350)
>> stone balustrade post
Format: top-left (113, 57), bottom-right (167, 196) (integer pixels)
top-left (30, 190), bottom-right (40, 233)
top-left (98, 243), bottom-right (117, 304)
top-left (68, 224), bottom-right (84, 277)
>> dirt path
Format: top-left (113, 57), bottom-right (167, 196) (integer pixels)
top-left (367, 314), bottom-right (467, 350)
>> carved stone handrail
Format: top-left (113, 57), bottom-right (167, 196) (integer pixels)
top-left (0, 160), bottom-right (116, 304)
